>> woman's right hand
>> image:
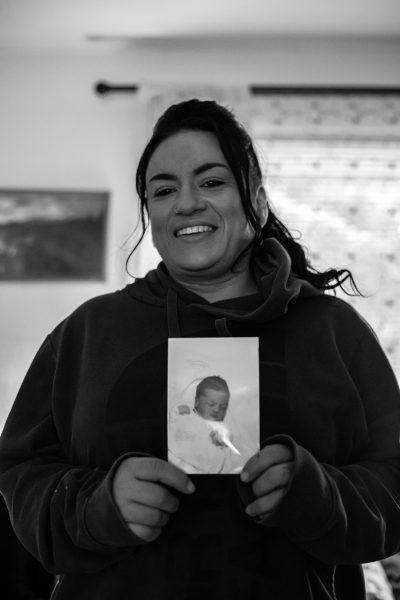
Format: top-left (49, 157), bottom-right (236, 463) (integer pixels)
top-left (112, 457), bottom-right (195, 542)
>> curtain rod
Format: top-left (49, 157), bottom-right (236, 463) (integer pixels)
top-left (94, 80), bottom-right (400, 96)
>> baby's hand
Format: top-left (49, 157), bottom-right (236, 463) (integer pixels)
top-left (210, 429), bottom-right (225, 447)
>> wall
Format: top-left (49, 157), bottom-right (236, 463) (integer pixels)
top-left (0, 37), bottom-right (399, 428)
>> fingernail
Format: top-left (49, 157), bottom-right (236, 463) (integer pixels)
top-left (240, 471), bottom-right (249, 482)
top-left (187, 481), bottom-right (195, 493)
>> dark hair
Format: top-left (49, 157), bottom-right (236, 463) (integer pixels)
top-left (195, 376), bottom-right (230, 408)
top-left (132, 98), bottom-right (361, 295)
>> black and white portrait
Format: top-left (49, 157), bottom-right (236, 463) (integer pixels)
top-left (168, 337), bottom-right (259, 474)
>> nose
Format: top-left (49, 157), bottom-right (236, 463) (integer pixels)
top-left (173, 186), bottom-right (206, 215)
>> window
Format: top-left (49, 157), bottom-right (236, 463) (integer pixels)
top-left (251, 92), bottom-right (400, 378)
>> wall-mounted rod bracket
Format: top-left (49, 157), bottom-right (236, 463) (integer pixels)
top-left (94, 81), bottom-right (139, 95)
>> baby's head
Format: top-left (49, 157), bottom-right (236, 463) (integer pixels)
top-left (194, 376), bottom-right (230, 422)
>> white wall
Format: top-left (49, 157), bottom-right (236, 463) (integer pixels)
top-left (0, 50), bottom-right (148, 423)
top-left (1, 37), bottom-right (399, 428)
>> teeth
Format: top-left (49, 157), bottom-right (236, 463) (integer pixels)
top-left (176, 225), bottom-right (214, 237)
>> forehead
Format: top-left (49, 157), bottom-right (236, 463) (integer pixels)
top-left (199, 388), bottom-right (229, 402)
top-left (146, 130), bottom-right (228, 180)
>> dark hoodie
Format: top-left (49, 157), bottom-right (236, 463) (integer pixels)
top-left (0, 238), bottom-right (399, 600)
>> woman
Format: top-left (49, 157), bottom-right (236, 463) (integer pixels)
top-left (0, 99), bottom-right (399, 600)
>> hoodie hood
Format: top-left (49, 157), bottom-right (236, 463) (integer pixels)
top-left (125, 237), bottom-right (322, 336)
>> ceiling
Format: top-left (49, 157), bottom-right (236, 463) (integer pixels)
top-left (1, 0), bottom-right (399, 52)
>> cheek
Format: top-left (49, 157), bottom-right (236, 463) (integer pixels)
top-left (149, 211), bottom-right (167, 245)
top-left (149, 223), bottom-right (162, 248)
top-left (228, 217), bottom-right (255, 246)
top-left (225, 202), bottom-right (254, 235)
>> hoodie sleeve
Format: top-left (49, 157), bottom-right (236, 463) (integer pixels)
top-left (247, 321), bottom-right (400, 565)
top-left (0, 337), bottom-right (144, 575)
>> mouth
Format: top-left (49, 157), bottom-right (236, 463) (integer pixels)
top-left (175, 224), bottom-right (217, 238)
top-left (211, 413), bottom-right (223, 420)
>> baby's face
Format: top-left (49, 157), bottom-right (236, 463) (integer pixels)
top-left (196, 389), bottom-right (229, 421)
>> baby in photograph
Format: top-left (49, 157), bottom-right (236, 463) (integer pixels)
top-left (168, 376), bottom-right (244, 474)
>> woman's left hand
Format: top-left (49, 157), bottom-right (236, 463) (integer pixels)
top-left (240, 444), bottom-right (294, 519)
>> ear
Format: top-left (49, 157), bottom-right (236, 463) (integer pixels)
top-left (254, 186), bottom-right (268, 228)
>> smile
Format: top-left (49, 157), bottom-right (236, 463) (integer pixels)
top-left (175, 225), bottom-right (216, 237)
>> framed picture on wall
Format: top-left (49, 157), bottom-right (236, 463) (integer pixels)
top-left (0, 189), bottom-right (109, 281)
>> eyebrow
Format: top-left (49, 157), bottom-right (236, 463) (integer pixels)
top-left (148, 162), bottom-right (229, 184)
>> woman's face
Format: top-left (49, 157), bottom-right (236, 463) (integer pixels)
top-left (145, 130), bottom-right (255, 281)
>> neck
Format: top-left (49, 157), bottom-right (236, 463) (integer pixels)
top-left (171, 267), bottom-right (258, 303)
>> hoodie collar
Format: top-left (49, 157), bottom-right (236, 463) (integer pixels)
top-left (125, 237), bottom-right (322, 336)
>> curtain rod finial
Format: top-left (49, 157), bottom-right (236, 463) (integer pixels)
top-left (94, 81), bottom-right (110, 95)
top-left (93, 81), bottom-right (139, 95)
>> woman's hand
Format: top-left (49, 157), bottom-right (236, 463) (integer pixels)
top-left (240, 444), bottom-right (294, 519)
top-left (112, 457), bottom-right (195, 542)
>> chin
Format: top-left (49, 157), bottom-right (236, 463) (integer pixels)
top-left (171, 256), bottom-right (223, 273)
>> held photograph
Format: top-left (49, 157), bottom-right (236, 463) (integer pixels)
top-left (168, 337), bottom-right (260, 474)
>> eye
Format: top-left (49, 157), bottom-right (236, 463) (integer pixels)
top-left (201, 178), bottom-right (224, 189)
top-left (153, 187), bottom-right (175, 198)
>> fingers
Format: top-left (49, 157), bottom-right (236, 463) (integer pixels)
top-left (113, 457), bottom-right (196, 543)
top-left (131, 457), bottom-right (195, 495)
top-left (131, 479), bottom-right (180, 514)
top-left (123, 501), bottom-right (170, 528)
top-left (241, 444), bottom-right (293, 483)
top-left (240, 446), bottom-right (294, 521)
top-left (127, 523), bottom-right (162, 542)
top-left (251, 462), bottom-right (293, 498)
top-left (245, 487), bottom-right (286, 518)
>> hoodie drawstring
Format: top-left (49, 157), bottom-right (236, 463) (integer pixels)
top-left (167, 288), bottom-right (233, 337)
top-left (167, 288), bottom-right (181, 337)
top-left (215, 317), bottom-right (232, 337)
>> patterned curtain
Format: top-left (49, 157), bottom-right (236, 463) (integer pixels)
top-left (248, 92), bottom-right (400, 381)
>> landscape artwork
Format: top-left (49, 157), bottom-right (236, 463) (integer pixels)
top-left (0, 189), bottom-right (109, 280)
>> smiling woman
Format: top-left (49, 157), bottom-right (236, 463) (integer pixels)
top-left (145, 129), bottom-right (260, 299)
top-left (0, 99), bottom-right (400, 600)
